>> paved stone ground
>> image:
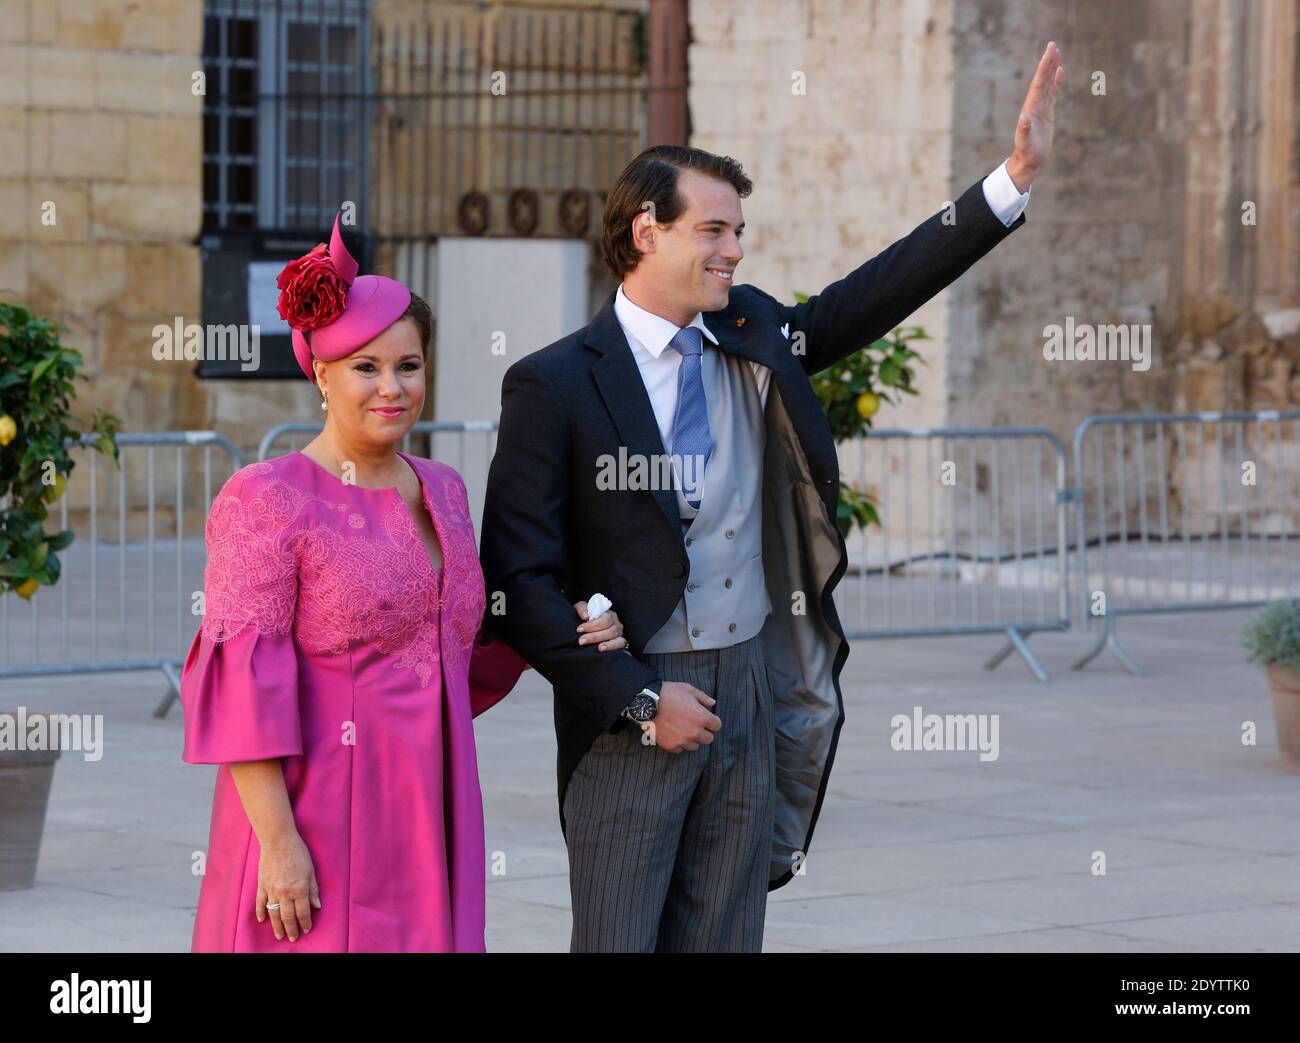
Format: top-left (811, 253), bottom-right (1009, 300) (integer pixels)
top-left (1, 607), bottom-right (1297, 952)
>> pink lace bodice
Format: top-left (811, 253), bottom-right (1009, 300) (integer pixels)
top-left (199, 454), bottom-right (487, 688)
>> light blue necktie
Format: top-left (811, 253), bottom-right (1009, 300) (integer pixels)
top-left (666, 326), bottom-right (713, 511)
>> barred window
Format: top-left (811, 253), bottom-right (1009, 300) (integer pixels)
top-left (202, 0), bottom-right (371, 233)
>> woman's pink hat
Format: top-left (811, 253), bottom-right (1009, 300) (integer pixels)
top-left (274, 212), bottom-right (411, 383)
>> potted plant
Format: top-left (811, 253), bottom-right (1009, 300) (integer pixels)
top-left (0, 711), bottom-right (62, 890)
top-left (1242, 599), bottom-right (1300, 770)
top-left (0, 301), bottom-right (119, 889)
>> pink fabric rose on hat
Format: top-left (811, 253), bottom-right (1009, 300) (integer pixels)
top-left (275, 243), bottom-right (348, 331)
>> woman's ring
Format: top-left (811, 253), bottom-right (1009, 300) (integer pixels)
top-left (267, 902), bottom-right (281, 910)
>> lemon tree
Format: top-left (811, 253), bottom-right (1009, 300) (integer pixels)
top-left (799, 293), bottom-right (926, 538)
top-left (0, 302), bottom-right (119, 600)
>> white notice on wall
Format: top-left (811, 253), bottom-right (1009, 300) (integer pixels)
top-left (248, 262), bottom-right (292, 334)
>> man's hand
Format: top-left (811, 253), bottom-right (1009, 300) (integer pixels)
top-left (1006, 41), bottom-right (1064, 193)
top-left (648, 681), bottom-right (720, 753)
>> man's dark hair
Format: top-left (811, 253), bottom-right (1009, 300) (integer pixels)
top-left (601, 145), bottom-right (753, 279)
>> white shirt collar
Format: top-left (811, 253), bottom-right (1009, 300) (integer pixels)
top-left (614, 283), bottom-right (719, 359)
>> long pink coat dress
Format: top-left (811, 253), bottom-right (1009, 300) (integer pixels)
top-left (180, 450), bottom-right (527, 952)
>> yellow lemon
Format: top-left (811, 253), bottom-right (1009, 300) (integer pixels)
top-left (855, 390), bottom-right (880, 420)
top-left (0, 415), bottom-right (16, 446)
top-left (15, 577), bottom-right (39, 600)
top-left (42, 473), bottom-right (66, 503)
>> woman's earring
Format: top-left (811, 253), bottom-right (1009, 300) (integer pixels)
top-left (320, 392), bottom-right (328, 412)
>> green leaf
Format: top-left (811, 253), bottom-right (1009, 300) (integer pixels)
top-left (30, 353), bottom-right (59, 383)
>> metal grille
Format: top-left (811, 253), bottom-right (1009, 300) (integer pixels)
top-left (372, 3), bottom-right (654, 241)
top-left (203, 0), bottom-right (372, 234)
top-left (202, 5), bottom-right (260, 229)
top-left (202, 0), bottom-right (665, 240)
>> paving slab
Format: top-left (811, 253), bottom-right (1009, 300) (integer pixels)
top-left (1, 606), bottom-right (1296, 951)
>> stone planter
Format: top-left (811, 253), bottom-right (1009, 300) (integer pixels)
top-left (1267, 665), bottom-right (1300, 771)
top-left (0, 711), bottom-right (62, 891)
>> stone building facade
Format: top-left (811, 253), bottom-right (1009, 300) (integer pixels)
top-left (1, 0), bottom-right (1295, 541)
top-left (689, 0), bottom-right (1298, 434)
top-left (688, 0), bottom-right (1298, 552)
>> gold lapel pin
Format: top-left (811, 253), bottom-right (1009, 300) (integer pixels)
top-left (736, 317), bottom-right (746, 327)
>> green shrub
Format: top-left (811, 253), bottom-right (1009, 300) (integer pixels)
top-left (1243, 600), bottom-right (1300, 672)
top-left (0, 301), bottom-right (119, 600)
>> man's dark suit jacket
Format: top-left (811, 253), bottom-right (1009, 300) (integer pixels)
top-left (481, 174), bottom-right (1025, 889)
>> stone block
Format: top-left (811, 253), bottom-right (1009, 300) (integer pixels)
top-left (49, 110), bottom-right (128, 179)
top-left (56, 0), bottom-right (126, 50)
top-left (28, 47), bottom-right (98, 109)
top-left (122, 0), bottom-right (203, 56)
top-left (96, 51), bottom-right (202, 115)
top-left (123, 242), bottom-right (200, 315)
top-left (90, 181), bottom-right (199, 241)
top-left (125, 114), bottom-right (200, 184)
top-left (27, 242), bottom-right (128, 315)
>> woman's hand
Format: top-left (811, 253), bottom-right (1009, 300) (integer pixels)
top-left (255, 830), bottom-right (321, 942)
top-left (573, 600), bottom-right (626, 652)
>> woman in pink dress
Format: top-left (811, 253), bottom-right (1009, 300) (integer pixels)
top-left (180, 214), bottom-right (625, 952)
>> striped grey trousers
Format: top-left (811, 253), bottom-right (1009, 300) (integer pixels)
top-left (562, 633), bottom-right (776, 952)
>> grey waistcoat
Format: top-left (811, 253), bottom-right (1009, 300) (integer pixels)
top-left (643, 346), bottom-right (772, 653)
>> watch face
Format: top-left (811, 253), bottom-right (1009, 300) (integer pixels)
top-left (626, 694), bottom-right (657, 722)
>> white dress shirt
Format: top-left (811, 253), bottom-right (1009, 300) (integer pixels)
top-left (615, 159), bottom-right (1031, 451)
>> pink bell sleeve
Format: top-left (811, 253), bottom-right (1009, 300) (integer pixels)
top-left (180, 470), bottom-right (303, 764)
top-left (467, 626), bottom-right (529, 718)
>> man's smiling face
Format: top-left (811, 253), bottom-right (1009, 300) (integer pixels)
top-left (630, 168), bottom-right (745, 322)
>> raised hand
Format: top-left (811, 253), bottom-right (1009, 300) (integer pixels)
top-left (1007, 41), bottom-right (1064, 192)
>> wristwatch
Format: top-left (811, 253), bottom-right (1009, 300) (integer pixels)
top-left (620, 686), bottom-right (661, 724)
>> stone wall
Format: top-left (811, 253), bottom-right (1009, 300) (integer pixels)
top-left (1, 1), bottom-right (207, 536)
top-left (688, 1), bottom-right (972, 563)
top-left (687, 0), bottom-right (1299, 559)
top-left (0, 0), bottom-right (204, 438)
top-left (688, 0), bottom-right (1297, 433)
top-left (689, 0), bottom-right (959, 432)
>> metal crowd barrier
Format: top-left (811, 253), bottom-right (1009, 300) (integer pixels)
top-left (834, 427), bottom-right (1071, 682)
top-left (1071, 410), bottom-right (1300, 674)
top-left (0, 432), bottom-right (244, 712)
top-left (258, 420), bottom-right (501, 527)
top-left (5, 414), bottom-right (1293, 702)
top-left (258, 420), bottom-right (498, 469)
